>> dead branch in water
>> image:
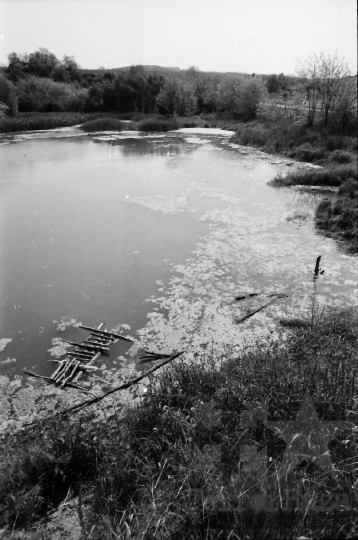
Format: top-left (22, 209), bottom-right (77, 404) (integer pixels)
top-left (234, 293), bottom-right (288, 324)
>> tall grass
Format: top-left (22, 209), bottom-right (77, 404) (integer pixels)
top-left (0, 113), bottom-right (91, 133)
top-left (80, 118), bottom-right (124, 132)
top-left (270, 164), bottom-right (357, 188)
top-left (315, 179), bottom-right (358, 253)
top-left (138, 118), bottom-right (179, 132)
top-left (0, 308), bottom-right (357, 538)
top-left (231, 119), bottom-right (357, 163)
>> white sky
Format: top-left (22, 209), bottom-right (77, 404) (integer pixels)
top-left (0, 0), bottom-right (356, 74)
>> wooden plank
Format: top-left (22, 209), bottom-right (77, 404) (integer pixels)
top-left (66, 340), bottom-right (109, 352)
top-left (79, 325), bottom-right (133, 342)
top-left (68, 350), bottom-right (94, 358)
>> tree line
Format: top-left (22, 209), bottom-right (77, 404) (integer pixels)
top-left (0, 48), bottom-right (356, 133)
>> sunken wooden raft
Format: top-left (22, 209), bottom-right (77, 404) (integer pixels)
top-left (23, 322), bottom-right (134, 393)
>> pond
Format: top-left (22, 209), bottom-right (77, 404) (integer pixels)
top-left (0, 127), bottom-right (357, 379)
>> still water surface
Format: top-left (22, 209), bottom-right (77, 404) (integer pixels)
top-left (0, 128), bottom-right (357, 377)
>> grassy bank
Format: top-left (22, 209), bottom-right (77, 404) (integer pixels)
top-left (1, 308), bottom-right (357, 539)
top-left (0, 112), bottom-right (141, 134)
top-left (315, 179), bottom-right (358, 253)
top-left (269, 165), bottom-right (357, 253)
top-left (0, 112), bottom-right (93, 133)
top-left (269, 164), bottom-right (357, 188)
top-left (0, 111), bottom-right (238, 135)
top-left (230, 118), bottom-right (357, 165)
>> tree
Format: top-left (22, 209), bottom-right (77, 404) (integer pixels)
top-left (0, 76), bottom-right (18, 115)
top-left (113, 79), bottom-right (137, 113)
top-left (6, 52), bottom-right (28, 82)
top-left (127, 66), bottom-right (147, 112)
top-left (267, 74), bottom-right (279, 94)
top-left (25, 48), bottom-right (59, 78)
top-left (156, 78), bottom-right (195, 117)
top-left (296, 52), bottom-right (352, 127)
top-left (318, 53), bottom-right (351, 127)
top-left (156, 78), bottom-right (179, 116)
top-left (234, 76), bottom-right (268, 119)
top-left (62, 55), bottom-right (80, 81)
top-left (295, 54), bottom-right (321, 126)
top-left (16, 76), bottom-right (87, 112)
top-left (216, 77), bottom-right (243, 114)
top-left (51, 64), bottom-right (71, 83)
top-left (333, 77), bottom-right (357, 133)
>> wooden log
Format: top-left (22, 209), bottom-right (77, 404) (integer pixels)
top-left (62, 360), bottom-right (80, 387)
top-left (23, 370), bottom-right (91, 394)
top-left (88, 335), bottom-right (111, 344)
top-left (68, 350), bottom-right (94, 358)
top-left (79, 325), bottom-right (133, 342)
top-left (52, 360), bottom-right (70, 381)
top-left (50, 360), bottom-right (66, 378)
top-left (73, 352), bottom-right (101, 383)
top-left (56, 359), bottom-right (76, 383)
top-left (78, 364), bottom-right (98, 371)
top-left (66, 340), bottom-right (109, 352)
top-left (87, 339), bottom-right (111, 347)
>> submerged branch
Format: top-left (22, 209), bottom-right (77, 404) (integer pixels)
top-left (234, 294), bottom-right (288, 324)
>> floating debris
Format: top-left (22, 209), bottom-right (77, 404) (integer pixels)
top-left (24, 322), bottom-right (133, 393)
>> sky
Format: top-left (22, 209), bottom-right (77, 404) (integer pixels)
top-left (0, 0), bottom-right (356, 74)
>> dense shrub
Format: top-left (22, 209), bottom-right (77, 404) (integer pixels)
top-left (294, 143), bottom-right (327, 163)
top-left (330, 149), bottom-right (352, 163)
top-left (80, 118), bottom-right (124, 132)
top-left (138, 118), bottom-right (179, 132)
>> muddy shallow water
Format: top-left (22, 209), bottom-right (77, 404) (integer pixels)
top-left (0, 128), bottom-right (357, 380)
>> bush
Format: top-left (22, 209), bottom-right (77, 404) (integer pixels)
top-left (330, 150), bottom-right (352, 163)
top-left (80, 118), bottom-right (124, 132)
top-left (138, 118), bottom-right (179, 132)
top-left (295, 144), bottom-right (326, 163)
top-left (338, 178), bottom-right (358, 198)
